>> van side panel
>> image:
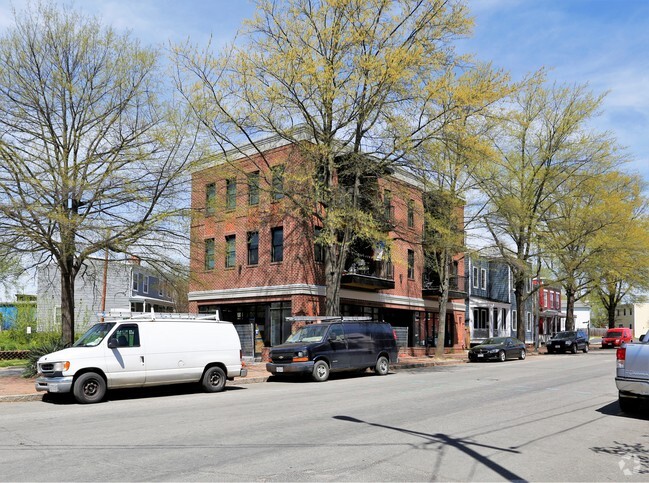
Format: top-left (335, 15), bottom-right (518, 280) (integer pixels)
top-left (141, 321), bottom-right (242, 386)
top-left (344, 323), bottom-right (373, 368)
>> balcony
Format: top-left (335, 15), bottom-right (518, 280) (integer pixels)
top-left (341, 261), bottom-right (395, 291)
top-left (423, 274), bottom-right (467, 300)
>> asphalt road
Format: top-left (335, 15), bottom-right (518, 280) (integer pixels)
top-left (0, 350), bottom-right (647, 482)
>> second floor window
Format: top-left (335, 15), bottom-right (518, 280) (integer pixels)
top-left (472, 267), bottom-right (479, 288)
top-left (132, 272), bottom-right (138, 291)
top-left (142, 275), bottom-right (149, 294)
top-left (247, 231), bottom-right (259, 265)
top-left (383, 189), bottom-right (393, 222)
top-left (271, 226), bottom-right (283, 262)
top-left (481, 268), bottom-right (487, 290)
top-left (226, 178), bottom-right (236, 210)
top-left (407, 249), bottom-right (415, 279)
top-left (272, 166), bottom-right (284, 200)
top-left (205, 238), bottom-right (215, 270)
top-left (248, 171), bottom-right (259, 205)
top-left (407, 200), bottom-right (414, 228)
top-left (205, 183), bottom-right (216, 215)
top-left (225, 235), bottom-right (236, 268)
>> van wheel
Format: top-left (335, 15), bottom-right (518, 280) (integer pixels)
top-left (312, 360), bottom-right (329, 382)
top-left (202, 366), bottom-right (226, 392)
top-left (374, 356), bottom-right (389, 375)
top-left (73, 372), bottom-right (106, 404)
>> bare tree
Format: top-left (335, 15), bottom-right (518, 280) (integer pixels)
top-left (0, 3), bottom-right (195, 343)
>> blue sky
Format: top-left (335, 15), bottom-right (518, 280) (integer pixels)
top-left (0, 0), bottom-right (647, 181)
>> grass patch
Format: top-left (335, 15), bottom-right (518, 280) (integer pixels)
top-left (0, 359), bottom-right (28, 368)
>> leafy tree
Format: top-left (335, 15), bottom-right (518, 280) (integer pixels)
top-left (0, 3), bottom-right (194, 344)
top-left (543, 171), bottom-right (644, 330)
top-left (174, 0), bottom-right (473, 316)
top-left (478, 71), bottom-right (619, 341)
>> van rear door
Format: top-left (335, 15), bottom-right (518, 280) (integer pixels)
top-left (104, 323), bottom-right (146, 387)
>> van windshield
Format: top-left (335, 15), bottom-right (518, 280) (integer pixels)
top-left (285, 325), bottom-right (328, 343)
top-left (73, 323), bottom-right (116, 347)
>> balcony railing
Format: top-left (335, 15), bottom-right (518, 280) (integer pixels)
top-left (341, 261), bottom-right (395, 290)
top-left (422, 274), bottom-right (467, 299)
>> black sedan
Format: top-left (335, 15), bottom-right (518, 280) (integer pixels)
top-left (546, 331), bottom-right (589, 354)
top-left (468, 337), bottom-right (527, 362)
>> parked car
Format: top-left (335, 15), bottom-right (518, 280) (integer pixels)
top-left (546, 330), bottom-right (589, 354)
top-left (602, 327), bottom-right (633, 348)
top-left (615, 330), bottom-right (649, 413)
top-left (266, 318), bottom-right (398, 382)
top-left (468, 337), bottom-right (526, 362)
top-left (35, 311), bottom-right (247, 403)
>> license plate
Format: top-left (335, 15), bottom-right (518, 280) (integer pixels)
top-left (276, 367), bottom-right (283, 373)
top-left (554, 345), bottom-right (560, 349)
top-left (477, 354), bottom-right (484, 358)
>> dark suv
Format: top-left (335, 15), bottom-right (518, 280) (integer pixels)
top-left (546, 330), bottom-right (589, 354)
top-left (266, 319), bottom-right (398, 382)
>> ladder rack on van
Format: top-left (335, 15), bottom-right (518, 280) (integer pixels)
top-left (103, 308), bottom-right (223, 322)
top-left (286, 316), bottom-right (373, 323)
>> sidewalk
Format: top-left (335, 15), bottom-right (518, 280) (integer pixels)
top-left (0, 352), bottom-right (468, 403)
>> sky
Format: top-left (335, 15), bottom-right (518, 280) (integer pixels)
top-left (0, 0), bottom-right (646, 182)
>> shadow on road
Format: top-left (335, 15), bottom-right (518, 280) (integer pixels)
top-left (333, 415), bottom-right (527, 482)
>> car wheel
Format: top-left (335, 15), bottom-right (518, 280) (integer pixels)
top-left (571, 343), bottom-right (578, 354)
top-left (498, 350), bottom-right (506, 362)
top-left (73, 372), bottom-right (106, 404)
top-left (374, 356), bottom-right (389, 376)
top-left (619, 395), bottom-right (638, 414)
top-left (202, 366), bottom-right (226, 392)
top-left (312, 360), bottom-right (330, 382)
top-left (583, 343), bottom-right (589, 353)
top-left (519, 349), bottom-right (526, 360)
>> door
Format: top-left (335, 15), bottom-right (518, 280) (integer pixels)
top-left (324, 323), bottom-right (350, 370)
top-left (105, 324), bottom-right (145, 387)
top-left (343, 323), bottom-right (373, 369)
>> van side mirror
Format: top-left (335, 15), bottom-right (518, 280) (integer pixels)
top-left (641, 334), bottom-right (646, 342)
top-left (107, 338), bottom-right (118, 349)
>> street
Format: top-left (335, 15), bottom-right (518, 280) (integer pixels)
top-left (0, 350), bottom-right (647, 482)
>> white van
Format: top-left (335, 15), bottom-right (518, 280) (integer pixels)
top-left (35, 311), bottom-right (247, 403)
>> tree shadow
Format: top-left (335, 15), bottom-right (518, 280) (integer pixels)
top-left (590, 441), bottom-right (649, 475)
top-left (333, 415), bottom-right (527, 482)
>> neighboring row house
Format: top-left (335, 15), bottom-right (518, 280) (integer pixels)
top-left (188, 133), bottom-right (468, 359)
top-left (37, 258), bottom-right (175, 334)
top-left (613, 303), bottom-right (649, 338)
top-left (466, 253), bottom-right (535, 344)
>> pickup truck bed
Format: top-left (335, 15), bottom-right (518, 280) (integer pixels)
top-left (615, 331), bottom-right (649, 413)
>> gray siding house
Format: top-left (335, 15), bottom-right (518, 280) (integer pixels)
top-left (37, 258), bottom-right (175, 334)
top-left (466, 254), bottom-right (535, 344)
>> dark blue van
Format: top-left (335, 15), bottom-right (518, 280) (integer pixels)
top-left (266, 318), bottom-right (398, 382)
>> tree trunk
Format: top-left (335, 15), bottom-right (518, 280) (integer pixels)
top-left (435, 253), bottom-right (451, 358)
top-left (565, 288), bottom-right (575, 331)
top-left (515, 278), bottom-right (526, 342)
top-left (607, 304), bottom-right (616, 329)
top-left (60, 260), bottom-right (75, 345)
top-left (324, 243), bottom-right (343, 316)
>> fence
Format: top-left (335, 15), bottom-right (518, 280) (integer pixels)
top-left (0, 350), bottom-right (29, 361)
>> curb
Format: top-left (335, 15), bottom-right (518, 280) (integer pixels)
top-left (0, 359), bottom-right (468, 402)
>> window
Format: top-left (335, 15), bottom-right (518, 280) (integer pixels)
top-left (271, 166), bottom-right (284, 200)
top-left (502, 308), bottom-right (508, 331)
top-left (247, 231), bottom-right (259, 265)
top-left (248, 171), bottom-right (259, 206)
top-left (630, 307), bottom-right (633, 315)
top-left (407, 249), bottom-right (415, 279)
top-left (113, 324), bottom-right (140, 347)
top-left (271, 227), bottom-right (283, 262)
top-left (481, 268), bottom-right (487, 290)
top-left (512, 310), bottom-right (517, 332)
top-left (205, 183), bottom-right (216, 215)
top-left (407, 200), bottom-right (414, 228)
top-left (623, 308), bottom-right (626, 316)
top-left (225, 178), bottom-right (236, 210)
top-left (132, 272), bottom-right (138, 291)
top-left (142, 275), bottom-right (149, 294)
top-left (205, 238), bottom-right (215, 270)
top-left (159, 280), bottom-right (164, 297)
top-left (383, 190), bottom-right (393, 222)
top-left (138, 273), bottom-right (144, 292)
top-left (225, 235), bottom-right (236, 268)
top-left (473, 308), bottom-right (488, 329)
top-left (473, 267), bottom-right (479, 288)
top-left (314, 226), bottom-right (324, 263)
top-left (526, 312), bottom-right (532, 332)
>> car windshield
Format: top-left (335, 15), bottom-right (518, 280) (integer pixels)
top-left (606, 331), bottom-right (622, 337)
top-left (284, 324), bottom-right (329, 343)
top-left (555, 331), bottom-right (576, 338)
top-left (482, 337), bottom-right (507, 345)
top-left (73, 323), bottom-right (116, 347)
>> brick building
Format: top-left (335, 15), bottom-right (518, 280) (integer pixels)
top-left (188, 133), bottom-right (467, 359)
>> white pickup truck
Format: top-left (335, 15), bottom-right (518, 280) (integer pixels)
top-left (615, 330), bottom-right (649, 413)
